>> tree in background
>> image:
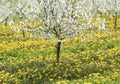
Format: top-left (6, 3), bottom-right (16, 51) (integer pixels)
top-left (113, 0), bottom-right (120, 30)
top-left (0, 0), bottom-right (13, 26)
top-left (10, 0), bottom-right (40, 38)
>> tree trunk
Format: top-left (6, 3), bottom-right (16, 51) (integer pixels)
top-left (5, 18), bottom-right (8, 27)
top-left (22, 29), bottom-right (25, 38)
top-left (114, 12), bottom-right (117, 30)
top-left (56, 40), bottom-right (61, 64)
top-left (114, 0), bottom-right (117, 30)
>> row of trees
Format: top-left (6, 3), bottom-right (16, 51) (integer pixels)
top-left (0, 0), bottom-right (120, 34)
top-left (0, 0), bottom-right (120, 63)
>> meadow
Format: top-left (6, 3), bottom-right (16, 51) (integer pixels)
top-left (0, 16), bottom-right (120, 84)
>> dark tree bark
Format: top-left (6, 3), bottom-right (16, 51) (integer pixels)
top-left (114, 0), bottom-right (118, 30)
top-left (20, 15), bottom-right (25, 38)
top-left (22, 29), bottom-right (25, 38)
top-left (114, 12), bottom-right (117, 30)
top-left (5, 17), bottom-right (8, 27)
top-left (56, 40), bottom-right (61, 64)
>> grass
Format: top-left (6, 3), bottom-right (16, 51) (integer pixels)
top-left (0, 20), bottom-right (120, 84)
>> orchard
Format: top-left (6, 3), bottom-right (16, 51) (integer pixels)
top-left (0, 0), bottom-right (120, 84)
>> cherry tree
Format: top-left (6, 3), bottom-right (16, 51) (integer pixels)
top-left (39, 0), bottom-right (80, 63)
top-left (113, 0), bottom-right (120, 29)
top-left (11, 0), bottom-right (40, 38)
top-left (0, 0), bottom-right (13, 26)
top-left (79, 0), bottom-right (97, 29)
top-left (92, 0), bottom-right (109, 30)
top-left (93, 0), bottom-right (120, 30)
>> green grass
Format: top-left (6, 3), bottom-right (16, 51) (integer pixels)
top-left (0, 24), bottom-right (120, 83)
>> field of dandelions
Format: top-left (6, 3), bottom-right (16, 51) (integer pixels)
top-left (0, 17), bottom-right (120, 84)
